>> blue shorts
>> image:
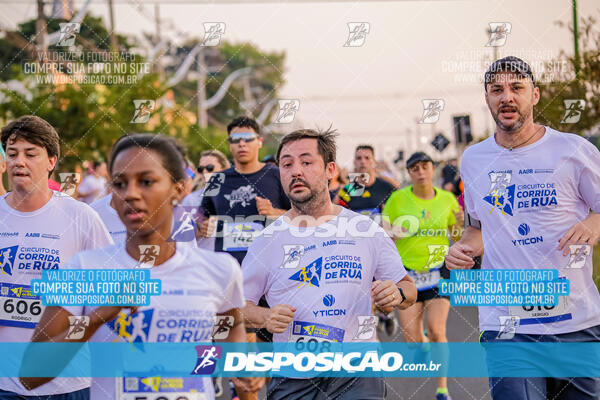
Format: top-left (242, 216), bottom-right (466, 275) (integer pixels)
top-left (480, 325), bottom-right (600, 400)
top-left (0, 387), bottom-right (89, 400)
top-left (267, 377), bottom-right (386, 400)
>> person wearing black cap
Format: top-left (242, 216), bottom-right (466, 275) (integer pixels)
top-left (382, 151), bottom-right (463, 400)
top-left (446, 56), bottom-right (600, 400)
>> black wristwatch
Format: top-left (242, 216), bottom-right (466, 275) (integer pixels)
top-left (397, 287), bottom-right (406, 304)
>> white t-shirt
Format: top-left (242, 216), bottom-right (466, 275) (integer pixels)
top-left (63, 243), bottom-right (244, 400)
top-left (90, 194), bottom-right (126, 243)
top-left (0, 191), bottom-right (113, 395)
top-left (461, 127), bottom-right (600, 335)
top-left (78, 175), bottom-right (107, 204)
top-left (243, 207), bottom-right (407, 343)
top-left (91, 194), bottom-right (198, 249)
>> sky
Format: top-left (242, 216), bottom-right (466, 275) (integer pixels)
top-left (1, 0), bottom-right (598, 168)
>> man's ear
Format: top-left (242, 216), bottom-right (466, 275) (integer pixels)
top-left (326, 161), bottom-right (336, 181)
top-left (532, 86), bottom-right (540, 106)
top-left (48, 155), bottom-right (58, 173)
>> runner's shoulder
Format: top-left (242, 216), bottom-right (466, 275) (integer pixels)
top-left (53, 190), bottom-right (99, 216)
top-left (64, 243), bottom-right (122, 269)
top-left (185, 246), bottom-right (241, 284)
top-left (547, 127), bottom-right (598, 152)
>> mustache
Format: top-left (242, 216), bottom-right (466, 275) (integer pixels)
top-left (289, 178), bottom-right (309, 189)
top-left (499, 106), bottom-right (519, 113)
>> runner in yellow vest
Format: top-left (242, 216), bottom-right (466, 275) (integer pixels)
top-left (383, 152), bottom-right (463, 400)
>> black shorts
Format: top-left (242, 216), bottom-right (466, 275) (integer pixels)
top-left (267, 377), bottom-right (386, 400)
top-left (412, 264), bottom-right (451, 303)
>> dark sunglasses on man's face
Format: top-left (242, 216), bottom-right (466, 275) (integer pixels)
top-left (227, 132), bottom-right (258, 144)
top-left (197, 164), bottom-right (215, 173)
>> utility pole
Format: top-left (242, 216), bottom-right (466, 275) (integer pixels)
top-left (36, 0), bottom-right (47, 53)
top-left (107, 0), bottom-right (118, 51)
top-left (197, 48), bottom-right (208, 128)
top-left (572, 0), bottom-right (580, 77)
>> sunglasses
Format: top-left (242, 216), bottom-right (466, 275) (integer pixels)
top-left (227, 132), bottom-right (258, 144)
top-left (197, 164), bottom-right (215, 173)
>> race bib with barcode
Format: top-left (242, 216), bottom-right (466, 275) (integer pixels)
top-left (222, 222), bottom-right (263, 251)
top-left (116, 377), bottom-right (206, 400)
top-left (0, 282), bottom-right (43, 328)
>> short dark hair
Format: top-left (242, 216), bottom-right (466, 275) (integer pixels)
top-left (227, 116), bottom-right (260, 136)
top-left (1, 115), bottom-right (60, 177)
top-left (355, 144), bottom-right (375, 157)
top-left (484, 56), bottom-right (536, 92)
top-left (277, 128), bottom-right (338, 165)
top-left (109, 134), bottom-right (186, 182)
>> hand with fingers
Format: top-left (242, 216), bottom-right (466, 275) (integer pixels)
top-left (371, 280), bottom-right (402, 314)
top-left (445, 242), bottom-right (476, 270)
top-left (557, 214), bottom-right (600, 256)
top-left (256, 196), bottom-right (274, 216)
top-left (265, 304), bottom-right (296, 334)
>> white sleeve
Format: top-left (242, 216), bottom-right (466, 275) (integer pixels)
top-left (217, 255), bottom-right (245, 313)
top-left (241, 238), bottom-right (269, 305)
top-left (79, 206), bottom-right (114, 250)
top-left (60, 253), bottom-right (86, 317)
top-left (373, 228), bottom-right (407, 284)
top-left (460, 157), bottom-right (480, 221)
top-left (577, 140), bottom-right (600, 213)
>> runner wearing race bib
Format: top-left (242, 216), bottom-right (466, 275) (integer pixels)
top-left (0, 116), bottom-right (113, 399)
top-left (199, 117), bottom-right (290, 265)
top-left (335, 144), bottom-right (396, 224)
top-left (21, 134), bottom-right (254, 400)
top-left (242, 128), bottom-right (417, 399)
top-left (446, 56), bottom-right (600, 400)
top-left (383, 151), bottom-right (463, 400)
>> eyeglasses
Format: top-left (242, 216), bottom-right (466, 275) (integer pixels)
top-left (227, 132), bottom-right (258, 144)
top-left (197, 164), bottom-right (215, 173)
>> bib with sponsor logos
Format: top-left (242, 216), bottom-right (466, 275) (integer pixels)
top-left (222, 222), bottom-right (263, 252)
top-left (0, 282), bottom-right (43, 328)
top-left (289, 320), bottom-right (345, 343)
top-left (117, 376), bottom-right (207, 400)
top-left (407, 268), bottom-right (441, 291)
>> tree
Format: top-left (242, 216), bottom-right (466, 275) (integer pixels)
top-left (536, 14), bottom-right (600, 142)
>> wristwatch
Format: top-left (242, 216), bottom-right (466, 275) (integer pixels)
top-left (397, 287), bottom-right (406, 304)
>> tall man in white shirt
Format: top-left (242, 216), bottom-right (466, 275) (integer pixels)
top-left (0, 115), bottom-right (113, 399)
top-left (446, 57), bottom-right (600, 400)
top-left (242, 128), bottom-right (417, 399)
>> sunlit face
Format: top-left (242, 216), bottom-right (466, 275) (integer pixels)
top-left (110, 147), bottom-right (184, 237)
top-left (278, 139), bottom-right (334, 205)
top-left (354, 148), bottom-right (376, 176)
top-left (485, 71), bottom-right (539, 133)
top-left (5, 137), bottom-right (56, 193)
top-left (407, 161), bottom-right (434, 186)
top-left (228, 126), bottom-right (263, 164)
top-left (198, 154), bottom-right (224, 184)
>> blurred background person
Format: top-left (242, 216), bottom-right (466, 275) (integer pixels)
top-left (76, 160), bottom-right (108, 203)
top-left (328, 162), bottom-right (347, 200)
top-left (0, 144), bottom-right (6, 196)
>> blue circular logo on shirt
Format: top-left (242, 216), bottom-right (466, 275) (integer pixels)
top-left (518, 223), bottom-right (530, 236)
top-left (323, 294), bottom-right (335, 307)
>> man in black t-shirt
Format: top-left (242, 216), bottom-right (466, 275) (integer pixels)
top-left (336, 144), bottom-right (397, 222)
top-left (200, 116), bottom-right (290, 264)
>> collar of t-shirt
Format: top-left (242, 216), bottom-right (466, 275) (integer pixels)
top-left (491, 125), bottom-right (551, 153)
top-left (0, 191), bottom-right (57, 217)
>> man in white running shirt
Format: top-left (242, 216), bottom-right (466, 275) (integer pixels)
top-left (446, 56), bottom-right (600, 400)
top-left (242, 128), bottom-right (417, 399)
top-left (0, 115), bottom-right (113, 399)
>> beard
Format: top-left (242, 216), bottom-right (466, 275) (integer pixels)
top-left (287, 178), bottom-right (327, 212)
top-left (492, 104), bottom-right (530, 133)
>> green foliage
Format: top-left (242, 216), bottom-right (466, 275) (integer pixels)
top-left (535, 14), bottom-right (600, 140)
